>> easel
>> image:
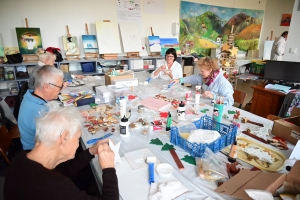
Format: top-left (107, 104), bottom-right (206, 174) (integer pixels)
top-left (99, 20), bottom-right (118, 59)
top-left (83, 23), bottom-right (98, 60)
top-left (149, 27), bottom-right (160, 57)
top-left (65, 25), bottom-right (80, 60)
top-left (124, 52), bottom-right (140, 58)
top-left (22, 18), bottom-right (39, 63)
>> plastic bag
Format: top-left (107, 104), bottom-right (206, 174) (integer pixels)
top-left (196, 147), bottom-right (228, 182)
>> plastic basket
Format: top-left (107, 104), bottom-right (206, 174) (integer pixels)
top-left (249, 61), bottom-right (266, 76)
top-left (170, 115), bottom-right (238, 158)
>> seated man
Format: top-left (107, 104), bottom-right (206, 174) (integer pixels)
top-left (18, 65), bottom-right (64, 150)
top-left (4, 102), bottom-right (119, 199)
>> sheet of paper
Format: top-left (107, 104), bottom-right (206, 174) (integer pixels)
top-left (289, 140), bottom-right (300, 159)
top-left (124, 148), bottom-right (160, 170)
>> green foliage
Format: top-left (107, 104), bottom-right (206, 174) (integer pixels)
top-left (235, 39), bottom-right (259, 51)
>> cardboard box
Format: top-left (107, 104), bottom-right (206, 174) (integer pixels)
top-left (215, 161), bottom-right (300, 199)
top-left (128, 59), bottom-right (143, 70)
top-left (105, 70), bottom-right (134, 85)
top-left (272, 115), bottom-right (300, 145)
top-left (183, 65), bottom-right (194, 86)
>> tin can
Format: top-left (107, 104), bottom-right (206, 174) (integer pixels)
top-left (185, 91), bottom-right (191, 101)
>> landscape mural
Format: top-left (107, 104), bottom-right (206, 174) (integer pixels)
top-left (180, 1), bottom-right (264, 56)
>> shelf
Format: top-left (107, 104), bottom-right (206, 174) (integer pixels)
top-left (70, 70), bottom-right (104, 76)
top-left (60, 59), bottom-right (96, 64)
top-left (3, 62), bottom-right (38, 67)
top-left (131, 68), bottom-right (155, 72)
top-left (0, 79), bottom-right (20, 83)
top-left (0, 89), bottom-right (18, 98)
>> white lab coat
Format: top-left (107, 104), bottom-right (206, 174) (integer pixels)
top-left (151, 61), bottom-right (183, 80)
top-left (270, 36), bottom-right (286, 61)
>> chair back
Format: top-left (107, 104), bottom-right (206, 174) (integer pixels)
top-left (0, 125), bottom-right (12, 164)
top-left (233, 89), bottom-right (247, 108)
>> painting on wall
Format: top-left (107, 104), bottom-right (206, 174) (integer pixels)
top-left (62, 36), bottom-right (80, 55)
top-left (0, 34), bottom-right (4, 57)
top-left (15, 28), bottom-right (43, 55)
top-left (160, 38), bottom-right (181, 56)
top-left (148, 36), bottom-right (161, 52)
top-left (82, 35), bottom-right (98, 53)
top-left (180, 1), bottom-right (264, 56)
top-left (280, 14), bottom-right (292, 26)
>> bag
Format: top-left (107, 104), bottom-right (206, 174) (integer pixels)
top-left (6, 53), bottom-right (23, 64)
top-left (74, 95), bottom-right (95, 107)
top-left (52, 49), bottom-right (63, 62)
top-left (244, 99), bottom-right (252, 112)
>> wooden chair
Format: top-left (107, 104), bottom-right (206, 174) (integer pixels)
top-left (233, 89), bottom-right (247, 108)
top-left (0, 125), bottom-right (12, 164)
top-left (8, 125), bottom-right (20, 139)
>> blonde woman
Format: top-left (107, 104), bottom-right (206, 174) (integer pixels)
top-left (172, 57), bottom-right (234, 105)
top-left (28, 48), bottom-right (84, 89)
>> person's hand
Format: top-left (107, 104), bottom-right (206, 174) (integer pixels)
top-left (158, 65), bottom-right (166, 72)
top-left (97, 142), bottom-right (115, 169)
top-left (74, 74), bottom-right (85, 79)
top-left (171, 79), bottom-right (180, 84)
top-left (89, 139), bottom-right (109, 155)
top-left (202, 91), bottom-right (214, 99)
top-left (63, 82), bottom-right (69, 88)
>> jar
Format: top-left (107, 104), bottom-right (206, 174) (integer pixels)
top-left (7, 71), bottom-right (14, 80)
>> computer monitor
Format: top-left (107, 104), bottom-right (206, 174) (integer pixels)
top-left (264, 60), bottom-right (300, 83)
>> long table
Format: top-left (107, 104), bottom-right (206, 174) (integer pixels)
top-left (66, 72), bottom-right (293, 200)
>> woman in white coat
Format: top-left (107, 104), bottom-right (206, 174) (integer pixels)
top-left (151, 48), bottom-right (183, 80)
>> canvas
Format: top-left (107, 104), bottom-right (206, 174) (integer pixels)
top-left (15, 28), bottom-right (43, 55)
top-left (62, 36), bottom-right (80, 55)
top-left (160, 38), bottom-right (181, 56)
top-left (82, 35), bottom-right (98, 53)
top-left (148, 36), bottom-right (161, 53)
top-left (280, 14), bottom-right (292, 26)
top-left (0, 34), bottom-right (4, 57)
top-left (180, 1), bottom-right (265, 56)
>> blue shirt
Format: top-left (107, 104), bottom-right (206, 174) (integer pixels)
top-left (182, 70), bottom-right (234, 106)
top-left (18, 90), bottom-right (48, 150)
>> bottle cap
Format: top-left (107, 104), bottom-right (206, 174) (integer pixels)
top-left (179, 101), bottom-right (185, 107)
top-left (121, 115), bottom-right (128, 122)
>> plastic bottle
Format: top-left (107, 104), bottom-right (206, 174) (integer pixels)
top-left (119, 97), bottom-right (126, 119)
top-left (120, 115), bottom-right (130, 138)
top-left (228, 140), bottom-right (238, 163)
top-left (166, 112), bottom-right (172, 131)
top-left (177, 101), bottom-right (186, 120)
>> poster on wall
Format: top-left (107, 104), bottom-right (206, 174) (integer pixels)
top-left (15, 28), bottom-right (43, 55)
top-left (117, 0), bottom-right (142, 29)
top-left (280, 14), bottom-right (292, 26)
top-left (180, 1), bottom-right (264, 56)
top-left (0, 34), bottom-right (4, 57)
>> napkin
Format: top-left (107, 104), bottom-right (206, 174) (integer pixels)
top-left (149, 180), bottom-right (187, 200)
top-left (245, 189), bottom-right (273, 200)
top-left (187, 129), bottom-right (221, 144)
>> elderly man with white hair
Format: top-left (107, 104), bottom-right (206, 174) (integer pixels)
top-left (18, 65), bottom-right (64, 150)
top-left (4, 102), bottom-right (119, 200)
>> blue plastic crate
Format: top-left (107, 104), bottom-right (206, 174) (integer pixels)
top-left (81, 62), bottom-right (95, 72)
top-left (170, 115), bottom-right (238, 158)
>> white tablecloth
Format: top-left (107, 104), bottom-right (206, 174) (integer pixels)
top-left (66, 72), bottom-right (293, 200)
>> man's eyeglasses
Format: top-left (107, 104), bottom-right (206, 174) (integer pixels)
top-left (48, 83), bottom-right (63, 90)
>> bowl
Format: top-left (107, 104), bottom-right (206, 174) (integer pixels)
top-left (156, 163), bottom-right (174, 178)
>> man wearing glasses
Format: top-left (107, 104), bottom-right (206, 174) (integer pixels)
top-left (18, 65), bottom-right (64, 150)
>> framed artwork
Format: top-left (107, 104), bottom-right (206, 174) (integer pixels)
top-left (15, 28), bottom-right (43, 55)
top-left (280, 14), bottom-right (292, 26)
top-left (148, 36), bottom-right (161, 53)
top-left (62, 36), bottom-right (80, 55)
top-left (0, 34), bottom-right (4, 57)
top-left (160, 38), bottom-right (181, 56)
top-left (82, 35), bottom-right (98, 54)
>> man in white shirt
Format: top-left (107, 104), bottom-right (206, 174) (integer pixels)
top-left (271, 31), bottom-right (288, 61)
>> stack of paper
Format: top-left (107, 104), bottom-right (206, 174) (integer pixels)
top-left (265, 84), bottom-right (291, 94)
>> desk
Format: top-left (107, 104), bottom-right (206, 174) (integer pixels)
top-left (250, 85), bottom-right (286, 118)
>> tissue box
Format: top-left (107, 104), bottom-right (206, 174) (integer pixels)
top-left (113, 78), bottom-right (138, 88)
top-left (215, 161), bottom-right (300, 200)
top-left (105, 70), bottom-right (134, 85)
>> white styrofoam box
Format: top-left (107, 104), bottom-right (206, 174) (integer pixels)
top-left (128, 59), bottom-right (144, 70)
top-left (113, 78), bottom-right (139, 88)
top-left (95, 85), bottom-right (112, 103)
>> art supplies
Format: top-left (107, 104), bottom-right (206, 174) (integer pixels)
top-left (185, 91), bottom-right (191, 101)
top-left (177, 101), bottom-right (186, 120)
top-left (195, 85), bottom-right (201, 104)
top-left (120, 114), bottom-right (130, 138)
top-left (166, 112), bottom-right (172, 131)
top-left (86, 133), bottom-right (113, 144)
top-left (141, 97), bottom-right (171, 111)
top-left (228, 139), bottom-right (238, 163)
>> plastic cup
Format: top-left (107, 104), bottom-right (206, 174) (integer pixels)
top-left (213, 104), bottom-right (224, 123)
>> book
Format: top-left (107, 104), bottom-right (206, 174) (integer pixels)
top-left (140, 97), bottom-right (171, 111)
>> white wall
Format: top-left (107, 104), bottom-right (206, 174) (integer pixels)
top-left (0, 0), bottom-right (294, 58)
top-left (284, 0), bottom-right (300, 62)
